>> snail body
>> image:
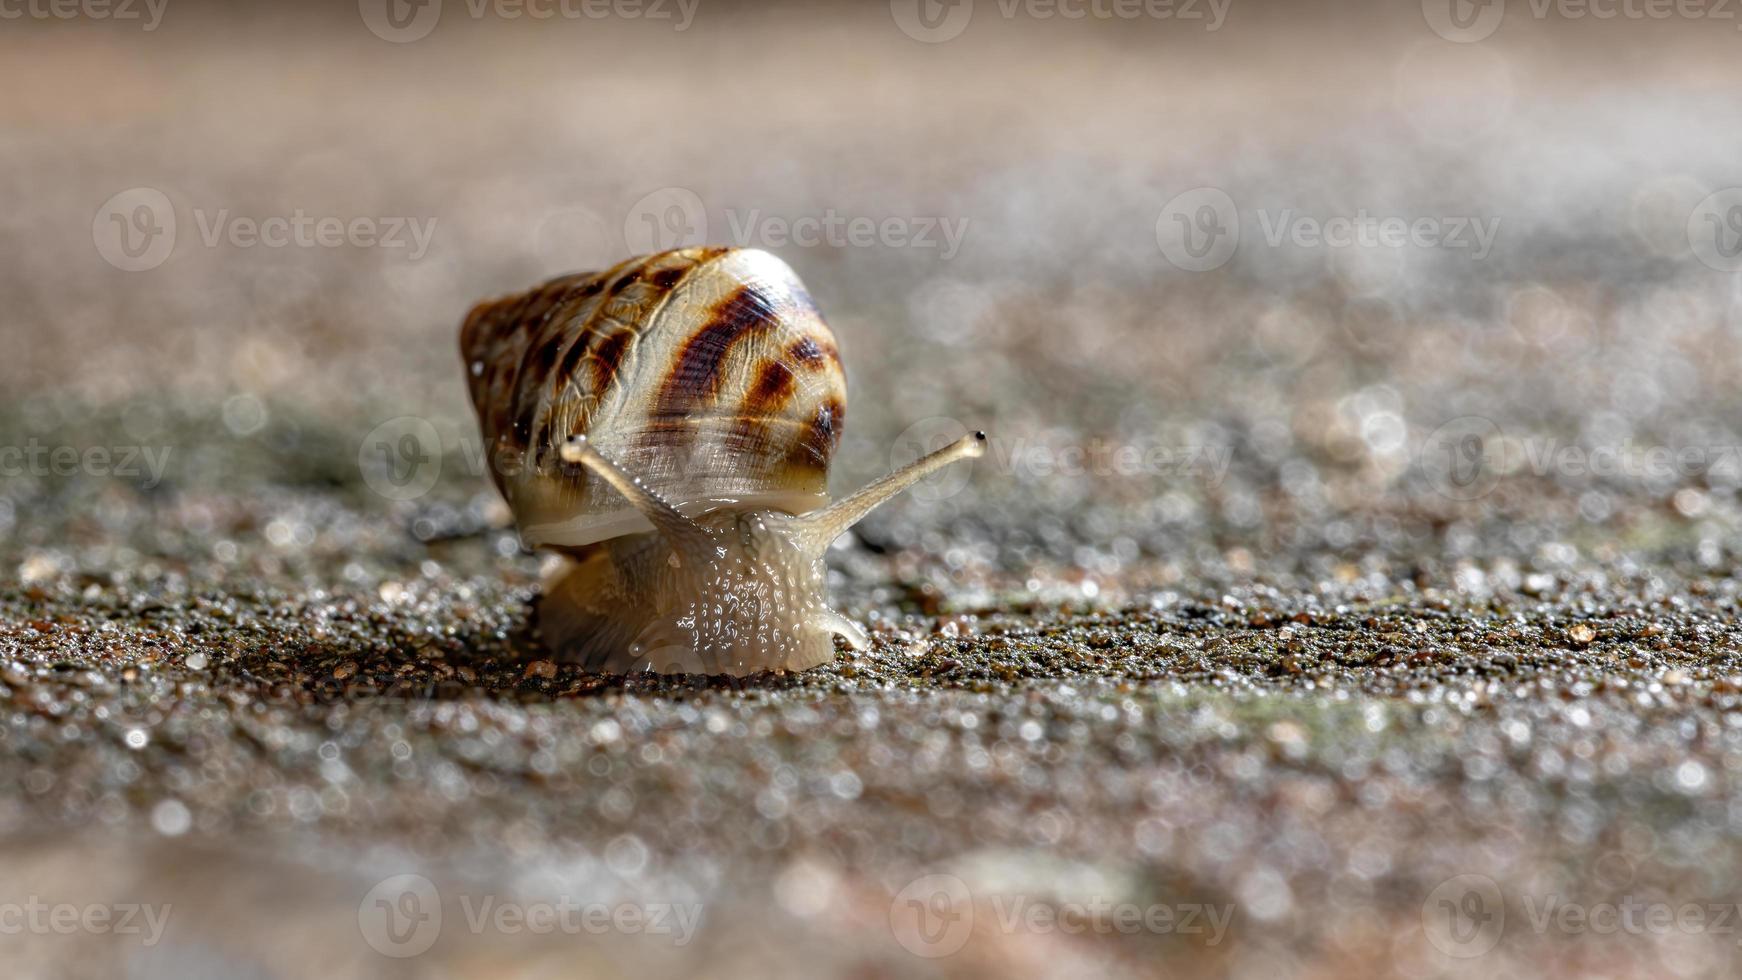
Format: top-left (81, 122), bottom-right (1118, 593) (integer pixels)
top-left (461, 247), bottom-right (983, 675)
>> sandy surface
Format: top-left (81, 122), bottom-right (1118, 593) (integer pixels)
top-left (5, 1), bottom-right (1742, 977)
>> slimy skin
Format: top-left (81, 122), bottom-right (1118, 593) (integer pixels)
top-left (540, 432), bottom-right (984, 675)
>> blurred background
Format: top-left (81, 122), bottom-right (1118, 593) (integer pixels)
top-left (5, 0), bottom-right (1742, 977)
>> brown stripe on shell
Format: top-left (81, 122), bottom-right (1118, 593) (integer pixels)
top-left (748, 359), bottom-right (796, 410)
top-left (554, 253), bottom-right (707, 427)
top-left (461, 269), bottom-right (621, 450)
top-left (531, 252), bottom-right (710, 464)
top-left (609, 269), bottom-right (642, 295)
top-left (655, 282), bottom-right (782, 417)
top-left (511, 326), bottom-right (557, 441)
top-left (535, 333), bottom-right (566, 373)
top-left (648, 265), bottom-right (687, 291)
top-left (725, 357), bottom-right (797, 454)
top-left (587, 329), bottom-right (636, 397)
top-left (460, 273), bottom-right (579, 358)
top-left (516, 256), bottom-right (663, 452)
top-left (527, 323), bottom-right (583, 457)
top-left (785, 335), bottom-right (842, 370)
top-left (785, 396), bottom-right (845, 471)
top-left (602, 250), bottom-right (681, 297)
top-left (460, 276), bottom-right (572, 398)
top-left (553, 322), bottom-right (596, 390)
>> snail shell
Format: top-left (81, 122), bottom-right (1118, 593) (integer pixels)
top-left (461, 246), bottom-right (846, 548)
top-left (461, 247), bottom-right (984, 676)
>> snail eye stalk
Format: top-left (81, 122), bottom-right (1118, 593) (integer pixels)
top-left (560, 435), bottom-right (714, 557)
top-left (780, 431), bottom-right (987, 556)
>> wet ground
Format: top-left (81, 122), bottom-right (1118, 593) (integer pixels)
top-left (7, 2), bottom-right (1742, 977)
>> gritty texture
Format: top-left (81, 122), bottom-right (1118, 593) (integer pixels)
top-left (5, 403), bottom-right (1742, 978)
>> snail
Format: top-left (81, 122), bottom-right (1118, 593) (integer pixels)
top-left (460, 246), bottom-right (984, 675)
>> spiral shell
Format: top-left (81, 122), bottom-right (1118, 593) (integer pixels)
top-left (461, 247), bottom-right (848, 549)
